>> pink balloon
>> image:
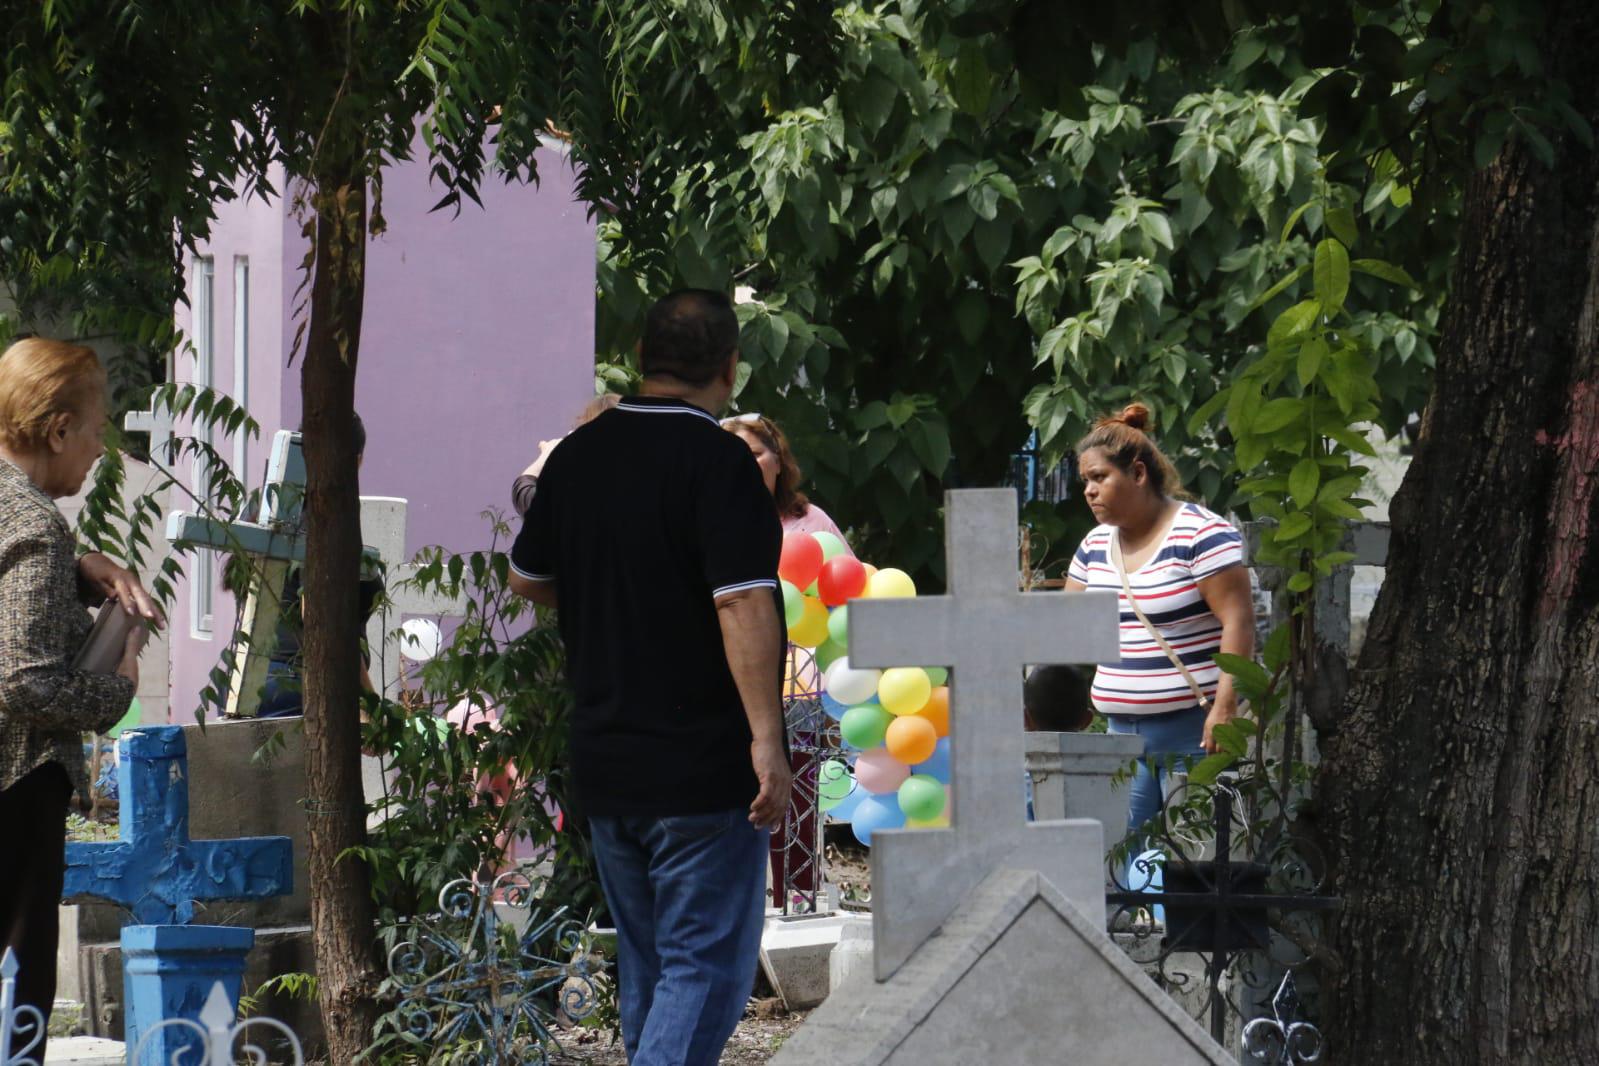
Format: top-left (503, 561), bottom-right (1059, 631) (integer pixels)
top-left (855, 749), bottom-right (912, 795)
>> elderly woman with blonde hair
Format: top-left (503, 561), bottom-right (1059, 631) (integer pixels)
top-left (0, 337), bottom-right (161, 1055)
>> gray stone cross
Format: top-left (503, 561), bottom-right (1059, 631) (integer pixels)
top-left (848, 488), bottom-right (1121, 978)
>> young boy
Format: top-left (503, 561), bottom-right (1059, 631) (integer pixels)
top-left (1023, 664), bottom-right (1092, 820)
top-left (1024, 663), bottom-right (1092, 734)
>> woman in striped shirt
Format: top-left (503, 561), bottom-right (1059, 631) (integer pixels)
top-left (1065, 404), bottom-right (1255, 840)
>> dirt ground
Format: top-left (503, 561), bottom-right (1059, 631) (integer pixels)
top-left (550, 999), bottom-right (808, 1064)
top-left (551, 831), bottom-right (867, 1064)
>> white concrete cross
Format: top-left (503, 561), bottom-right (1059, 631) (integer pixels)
top-left (355, 496), bottom-right (468, 824)
top-left (356, 496), bottom-right (469, 703)
top-left (166, 429), bottom-right (308, 718)
top-left (124, 396), bottom-right (176, 464)
top-left (847, 488), bottom-right (1122, 979)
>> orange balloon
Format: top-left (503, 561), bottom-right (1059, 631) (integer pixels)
top-left (862, 563), bottom-right (879, 579)
top-left (914, 686), bottom-right (950, 738)
top-left (885, 714), bottom-right (938, 765)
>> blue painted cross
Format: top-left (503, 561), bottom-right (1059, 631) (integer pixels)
top-left (62, 727), bottom-right (292, 925)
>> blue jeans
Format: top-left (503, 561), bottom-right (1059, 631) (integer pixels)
top-left (588, 809), bottom-right (769, 1066)
top-left (1105, 706), bottom-right (1208, 840)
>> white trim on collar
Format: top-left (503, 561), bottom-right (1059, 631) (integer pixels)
top-left (616, 399), bottom-right (720, 426)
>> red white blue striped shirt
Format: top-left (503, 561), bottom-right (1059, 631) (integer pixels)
top-left (1068, 503), bottom-right (1244, 717)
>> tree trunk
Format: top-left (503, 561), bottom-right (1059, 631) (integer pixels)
top-left (300, 168), bottom-right (383, 1060)
top-left (1316, 5), bottom-right (1599, 1061)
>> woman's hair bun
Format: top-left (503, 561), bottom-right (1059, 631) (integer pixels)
top-left (1117, 402), bottom-right (1152, 432)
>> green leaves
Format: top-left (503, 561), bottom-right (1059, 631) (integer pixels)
top-left (1288, 458), bottom-right (1320, 509)
top-left (1351, 258), bottom-right (1422, 290)
top-left (1248, 262), bottom-right (1309, 313)
top-left (1205, 194), bottom-right (1404, 608)
top-left (1269, 299), bottom-right (1322, 346)
top-left (1313, 239), bottom-right (1350, 312)
top-left (1297, 337), bottom-right (1327, 385)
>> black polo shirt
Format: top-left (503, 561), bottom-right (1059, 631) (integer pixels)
top-left (510, 395), bottom-right (783, 817)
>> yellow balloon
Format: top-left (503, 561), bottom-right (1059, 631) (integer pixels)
top-left (865, 567), bottom-right (916, 599)
top-left (878, 666), bottom-right (932, 716)
top-left (906, 813), bottom-right (951, 829)
top-left (788, 596), bottom-right (830, 648)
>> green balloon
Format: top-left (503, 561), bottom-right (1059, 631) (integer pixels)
top-left (805, 578), bottom-right (819, 597)
top-left (813, 532), bottom-right (847, 561)
top-left (840, 704), bottom-right (893, 750)
top-left (820, 779), bottom-right (857, 813)
top-left (827, 605), bottom-right (850, 650)
top-left (814, 638), bottom-right (846, 673)
top-left (898, 774), bottom-right (946, 822)
top-left (818, 759), bottom-right (854, 803)
top-left (923, 666), bottom-right (949, 687)
top-left (781, 581), bottom-right (803, 627)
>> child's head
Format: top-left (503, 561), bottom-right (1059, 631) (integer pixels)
top-left (1023, 664), bottom-right (1092, 733)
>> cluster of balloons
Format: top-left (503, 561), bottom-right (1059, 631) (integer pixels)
top-left (779, 530), bottom-right (951, 847)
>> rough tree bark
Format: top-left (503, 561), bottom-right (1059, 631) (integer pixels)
top-left (299, 165), bottom-right (383, 1061)
top-left (1317, 4), bottom-right (1599, 1062)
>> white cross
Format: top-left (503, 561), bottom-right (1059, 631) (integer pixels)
top-left (354, 496), bottom-right (468, 826)
top-left (847, 489), bottom-right (1122, 979)
top-left (166, 429), bottom-right (308, 718)
top-left (124, 397), bottom-right (176, 464)
top-left (356, 496), bottom-right (468, 703)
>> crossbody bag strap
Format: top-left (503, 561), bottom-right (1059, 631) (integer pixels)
top-left (1109, 530), bottom-right (1211, 713)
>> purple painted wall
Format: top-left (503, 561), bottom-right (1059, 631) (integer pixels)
top-left (167, 142), bottom-right (595, 720)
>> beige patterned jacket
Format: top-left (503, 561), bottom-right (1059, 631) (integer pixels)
top-left (0, 457), bottom-right (134, 800)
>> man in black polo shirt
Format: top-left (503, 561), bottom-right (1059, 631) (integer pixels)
top-left (508, 289), bottom-right (790, 1065)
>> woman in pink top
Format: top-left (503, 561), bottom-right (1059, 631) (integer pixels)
top-left (723, 412), bottom-right (850, 547)
top-left (724, 413), bottom-right (848, 908)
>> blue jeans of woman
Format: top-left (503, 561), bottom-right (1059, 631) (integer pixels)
top-left (588, 809), bottom-right (769, 1066)
top-left (1105, 705), bottom-right (1208, 847)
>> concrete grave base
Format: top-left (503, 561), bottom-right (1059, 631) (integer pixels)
top-left (830, 915), bottom-right (874, 995)
top-left (773, 868), bottom-right (1231, 1066)
top-left (43, 1036), bottom-right (125, 1065)
top-left (759, 912), bottom-right (871, 1011)
top-left (75, 924), bottom-right (320, 1055)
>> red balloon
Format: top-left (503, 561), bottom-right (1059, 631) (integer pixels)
top-left (778, 532), bottom-right (825, 589)
top-left (817, 555), bottom-right (868, 607)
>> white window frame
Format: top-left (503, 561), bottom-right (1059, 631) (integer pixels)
top-left (232, 257), bottom-right (250, 483)
top-left (191, 255), bottom-right (216, 639)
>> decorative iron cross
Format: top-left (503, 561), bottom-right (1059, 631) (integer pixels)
top-left (1107, 786), bottom-right (1340, 1044)
top-left (387, 872), bottom-right (603, 1062)
top-left (63, 727), bottom-right (292, 925)
top-left (1242, 972), bottom-right (1324, 1064)
top-left (848, 489), bottom-right (1121, 978)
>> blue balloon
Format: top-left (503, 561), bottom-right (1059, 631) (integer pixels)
top-left (820, 693), bottom-right (848, 721)
top-left (827, 782), bottom-right (865, 822)
top-left (851, 793), bottom-right (906, 847)
top-left (912, 737), bottom-right (951, 783)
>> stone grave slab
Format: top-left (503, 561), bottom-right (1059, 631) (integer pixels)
top-left (759, 912), bottom-right (871, 1012)
top-left (1025, 730), bottom-right (1144, 859)
top-left (43, 1035), bottom-right (125, 1065)
top-left (773, 868), bottom-right (1231, 1065)
top-left (846, 489), bottom-right (1120, 978)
